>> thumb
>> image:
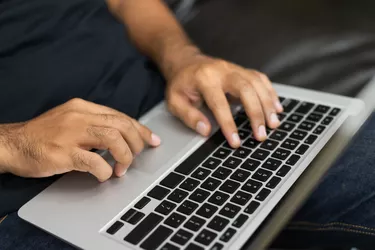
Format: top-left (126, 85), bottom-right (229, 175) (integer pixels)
top-left (168, 93), bottom-right (211, 136)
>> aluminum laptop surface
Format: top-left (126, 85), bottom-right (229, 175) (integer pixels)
top-left (19, 84), bottom-right (364, 250)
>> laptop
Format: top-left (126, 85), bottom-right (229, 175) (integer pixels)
top-left (19, 83), bottom-right (364, 250)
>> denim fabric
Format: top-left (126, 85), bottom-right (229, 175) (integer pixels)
top-left (273, 112), bottom-right (375, 250)
top-left (0, 113), bottom-right (374, 250)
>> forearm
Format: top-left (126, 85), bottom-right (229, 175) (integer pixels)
top-left (107, 0), bottom-right (202, 80)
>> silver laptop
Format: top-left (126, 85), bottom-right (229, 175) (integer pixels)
top-left (19, 83), bottom-right (364, 250)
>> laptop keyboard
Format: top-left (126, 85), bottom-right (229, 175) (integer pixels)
top-left (104, 97), bottom-right (341, 250)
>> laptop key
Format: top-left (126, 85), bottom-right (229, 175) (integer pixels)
top-left (180, 178), bottom-right (200, 191)
top-left (195, 229), bottom-right (217, 246)
top-left (164, 212), bottom-right (187, 228)
top-left (287, 154), bottom-right (301, 166)
top-left (233, 214), bottom-right (249, 228)
top-left (184, 215), bottom-right (206, 232)
top-left (140, 225), bottom-right (173, 250)
top-left (186, 243), bottom-right (205, 250)
top-left (213, 148), bottom-right (231, 160)
top-left (242, 179), bottom-right (262, 193)
top-left (128, 211), bottom-right (145, 225)
top-left (210, 242), bottom-right (224, 250)
top-left (212, 167), bottom-right (233, 180)
top-left (233, 147), bottom-right (252, 159)
top-left (121, 209), bottom-right (137, 223)
top-left (266, 176), bottom-right (282, 189)
top-left (296, 144), bottom-right (309, 155)
top-left (148, 185), bottom-right (170, 201)
top-left (260, 139), bottom-right (279, 151)
top-left (330, 108), bottom-right (341, 116)
top-left (251, 149), bottom-right (270, 161)
top-left (230, 169), bottom-right (251, 182)
top-left (161, 243), bottom-right (179, 250)
top-left (203, 157), bottom-right (222, 170)
top-left (220, 228), bottom-right (237, 242)
top-left (155, 200), bottom-right (177, 216)
top-left (208, 215), bottom-right (230, 232)
top-left (201, 177), bottom-right (222, 191)
top-left (243, 138), bottom-right (260, 149)
top-left (281, 139), bottom-right (300, 150)
top-left (219, 203), bottom-right (241, 218)
top-left (134, 197), bottom-right (151, 210)
top-left (255, 188), bottom-right (271, 201)
top-left (234, 116), bottom-right (247, 126)
top-left (295, 102), bottom-right (314, 114)
top-left (282, 99), bottom-right (299, 113)
top-left (313, 125), bottom-right (326, 135)
top-left (168, 189), bottom-right (189, 203)
top-left (192, 167), bottom-right (211, 180)
top-left (177, 200), bottom-right (199, 216)
top-left (106, 221), bottom-right (124, 235)
top-left (244, 201), bottom-right (260, 214)
top-left (262, 158), bottom-right (282, 171)
top-left (314, 105), bottom-right (330, 114)
top-left (298, 121), bottom-right (315, 131)
top-left (219, 180), bottom-right (241, 194)
top-left (270, 130), bottom-right (288, 141)
top-left (321, 116), bottom-right (334, 125)
top-left (190, 188), bottom-right (210, 203)
top-left (272, 148), bottom-right (291, 161)
top-left (175, 130), bottom-right (225, 175)
top-left (124, 212), bottom-right (163, 245)
top-left (277, 113), bottom-right (286, 121)
top-left (231, 191), bottom-right (252, 206)
top-left (287, 114), bottom-right (303, 123)
top-left (238, 129), bottom-right (250, 140)
top-left (305, 135), bottom-right (318, 145)
top-left (252, 168), bottom-right (273, 182)
top-left (290, 129), bottom-right (308, 140)
top-left (276, 165), bottom-right (292, 177)
top-left (196, 203), bottom-right (218, 218)
top-left (240, 159), bottom-right (261, 171)
top-left (171, 229), bottom-right (193, 246)
top-left (307, 113), bottom-right (323, 122)
top-left (279, 122), bottom-right (296, 132)
top-left (223, 157), bottom-right (242, 169)
top-left (160, 172), bottom-right (185, 189)
top-left (208, 191), bottom-right (230, 206)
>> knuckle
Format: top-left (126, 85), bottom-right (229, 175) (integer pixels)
top-left (105, 128), bottom-right (121, 141)
top-left (71, 151), bottom-right (91, 171)
top-left (67, 98), bottom-right (85, 107)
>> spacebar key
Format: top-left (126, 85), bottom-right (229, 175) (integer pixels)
top-left (124, 213), bottom-right (163, 245)
top-left (175, 130), bottom-right (225, 175)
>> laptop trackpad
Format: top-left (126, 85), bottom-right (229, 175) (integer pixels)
top-left (128, 113), bottom-right (198, 174)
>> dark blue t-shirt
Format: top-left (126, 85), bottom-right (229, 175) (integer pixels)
top-left (0, 0), bottom-right (165, 216)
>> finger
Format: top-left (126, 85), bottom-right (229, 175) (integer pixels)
top-left (257, 72), bottom-right (284, 113)
top-left (167, 93), bottom-right (211, 136)
top-left (130, 119), bottom-right (162, 147)
top-left (239, 70), bottom-right (280, 129)
top-left (225, 74), bottom-right (267, 141)
top-left (84, 126), bottom-right (133, 176)
top-left (198, 82), bottom-right (241, 148)
top-left (71, 149), bottom-right (113, 182)
top-left (65, 99), bottom-right (161, 149)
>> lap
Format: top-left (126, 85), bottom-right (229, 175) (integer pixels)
top-left (273, 113), bottom-right (375, 249)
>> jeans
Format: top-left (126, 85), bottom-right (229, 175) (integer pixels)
top-left (0, 113), bottom-right (374, 250)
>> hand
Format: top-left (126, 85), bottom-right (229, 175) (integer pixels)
top-left (166, 54), bottom-right (283, 148)
top-left (0, 99), bottom-right (161, 182)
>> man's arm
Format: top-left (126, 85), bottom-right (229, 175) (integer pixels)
top-left (106, 0), bottom-right (200, 81)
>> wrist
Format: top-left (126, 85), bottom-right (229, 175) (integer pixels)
top-left (0, 124), bottom-right (22, 174)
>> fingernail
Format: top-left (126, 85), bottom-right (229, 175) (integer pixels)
top-left (275, 101), bottom-right (283, 112)
top-left (258, 125), bottom-right (267, 139)
top-left (120, 167), bottom-right (128, 177)
top-left (196, 121), bottom-right (208, 136)
top-left (232, 133), bottom-right (241, 146)
top-left (270, 113), bottom-right (280, 125)
top-left (151, 133), bottom-right (161, 146)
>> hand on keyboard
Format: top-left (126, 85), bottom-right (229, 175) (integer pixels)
top-left (165, 54), bottom-right (283, 147)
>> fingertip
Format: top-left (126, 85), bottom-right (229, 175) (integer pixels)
top-left (275, 100), bottom-right (284, 113)
top-left (196, 121), bottom-right (210, 136)
top-left (269, 113), bottom-right (281, 128)
top-left (115, 163), bottom-right (129, 177)
top-left (256, 125), bottom-right (268, 141)
top-left (150, 133), bottom-right (161, 147)
top-left (231, 132), bottom-right (241, 148)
